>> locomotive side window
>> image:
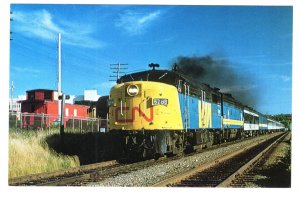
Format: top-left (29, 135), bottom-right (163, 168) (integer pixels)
top-left (254, 116), bottom-right (259, 124)
top-left (244, 113), bottom-right (252, 124)
top-left (212, 94), bottom-right (221, 104)
top-left (205, 92), bottom-right (211, 102)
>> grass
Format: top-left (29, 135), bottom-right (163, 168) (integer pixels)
top-left (8, 130), bottom-right (80, 179)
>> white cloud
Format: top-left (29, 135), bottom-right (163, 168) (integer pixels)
top-left (279, 75), bottom-right (291, 82)
top-left (12, 66), bottom-right (40, 74)
top-left (94, 81), bottom-right (116, 89)
top-left (12, 9), bottom-right (104, 49)
top-left (263, 74), bottom-right (291, 82)
top-left (133, 35), bottom-right (176, 45)
top-left (115, 10), bottom-right (161, 35)
top-left (221, 85), bottom-right (257, 93)
top-left (11, 66), bottom-right (41, 78)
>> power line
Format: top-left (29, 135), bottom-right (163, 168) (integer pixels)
top-left (10, 10), bottom-right (13, 40)
top-left (109, 63), bottom-right (128, 82)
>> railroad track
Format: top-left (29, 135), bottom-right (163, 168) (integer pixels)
top-left (70, 157), bottom-right (173, 186)
top-left (228, 132), bottom-right (291, 187)
top-left (8, 138), bottom-right (241, 186)
top-left (9, 160), bottom-right (119, 186)
top-left (9, 133), bottom-right (283, 186)
top-left (10, 157), bottom-right (170, 186)
top-left (153, 132), bottom-right (287, 187)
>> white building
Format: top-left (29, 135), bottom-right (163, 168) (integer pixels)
top-left (65, 95), bottom-right (76, 104)
top-left (84, 90), bottom-right (100, 101)
top-left (74, 89), bottom-right (100, 102)
top-left (9, 95), bottom-right (26, 112)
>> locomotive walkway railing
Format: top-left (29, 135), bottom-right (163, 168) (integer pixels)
top-left (9, 112), bottom-right (109, 133)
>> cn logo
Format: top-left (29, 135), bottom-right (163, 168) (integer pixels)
top-left (115, 106), bottom-right (154, 123)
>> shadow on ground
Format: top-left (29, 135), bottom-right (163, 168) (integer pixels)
top-left (256, 140), bottom-right (291, 188)
top-left (45, 132), bottom-right (123, 165)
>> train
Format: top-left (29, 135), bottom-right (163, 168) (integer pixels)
top-left (108, 64), bottom-right (285, 159)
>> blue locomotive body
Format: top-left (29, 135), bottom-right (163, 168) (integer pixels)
top-left (109, 66), bottom-right (285, 158)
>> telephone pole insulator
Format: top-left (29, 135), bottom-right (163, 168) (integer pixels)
top-left (110, 63), bottom-right (128, 82)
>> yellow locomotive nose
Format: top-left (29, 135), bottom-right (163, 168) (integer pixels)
top-left (109, 81), bottom-right (183, 131)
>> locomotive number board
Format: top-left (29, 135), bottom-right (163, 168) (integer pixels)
top-left (152, 98), bottom-right (168, 106)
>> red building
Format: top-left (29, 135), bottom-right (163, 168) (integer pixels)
top-left (21, 89), bottom-right (89, 128)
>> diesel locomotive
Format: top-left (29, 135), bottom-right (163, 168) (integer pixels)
top-left (108, 64), bottom-right (284, 159)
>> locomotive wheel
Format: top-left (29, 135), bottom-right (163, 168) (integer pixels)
top-left (123, 135), bottom-right (142, 161)
top-left (142, 136), bottom-right (155, 159)
top-left (124, 134), bottom-right (156, 161)
top-left (172, 132), bottom-right (184, 155)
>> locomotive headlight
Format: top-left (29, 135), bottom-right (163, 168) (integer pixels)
top-left (127, 84), bottom-right (139, 96)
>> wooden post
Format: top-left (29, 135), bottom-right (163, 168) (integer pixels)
top-left (20, 113), bottom-right (22, 130)
top-left (80, 119), bottom-right (82, 133)
top-left (91, 119), bottom-right (94, 132)
top-left (72, 116), bottom-right (74, 133)
top-left (15, 113), bottom-right (17, 129)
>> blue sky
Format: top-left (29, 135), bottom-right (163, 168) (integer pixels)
top-left (9, 4), bottom-right (292, 115)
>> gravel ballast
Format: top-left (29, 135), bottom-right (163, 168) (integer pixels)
top-left (88, 133), bottom-right (280, 187)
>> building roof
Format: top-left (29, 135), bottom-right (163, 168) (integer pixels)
top-left (26, 89), bottom-right (57, 93)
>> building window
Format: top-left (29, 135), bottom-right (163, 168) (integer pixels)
top-left (65, 108), bottom-right (69, 116)
top-left (31, 104), bottom-right (35, 112)
top-left (74, 109), bottom-right (77, 117)
top-left (44, 91), bottom-right (53, 100)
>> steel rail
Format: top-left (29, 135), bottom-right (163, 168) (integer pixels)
top-left (11, 135), bottom-right (254, 186)
top-left (152, 132), bottom-right (284, 187)
top-left (9, 160), bottom-right (118, 186)
top-left (37, 157), bottom-right (169, 186)
top-left (217, 132), bottom-right (289, 187)
top-left (9, 133), bottom-right (282, 186)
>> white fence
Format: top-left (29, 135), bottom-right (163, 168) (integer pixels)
top-left (9, 112), bottom-right (109, 133)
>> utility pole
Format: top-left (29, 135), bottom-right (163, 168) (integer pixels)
top-left (60, 93), bottom-right (65, 147)
top-left (58, 94), bottom-right (70, 151)
top-left (57, 33), bottom-right (62, 119)
top-left (109, 63), bottom-right (128, 82)
top-left (10, 81), bottom-right (14, 111)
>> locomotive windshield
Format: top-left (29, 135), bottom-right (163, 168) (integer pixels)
top-left (118, 70), bottom-right (178, 86)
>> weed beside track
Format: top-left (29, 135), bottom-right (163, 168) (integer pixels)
top-left (9, 130), bottom-right (80, 178)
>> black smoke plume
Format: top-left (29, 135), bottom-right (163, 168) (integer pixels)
top-left (172, 55), bottom-right (258, 108)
